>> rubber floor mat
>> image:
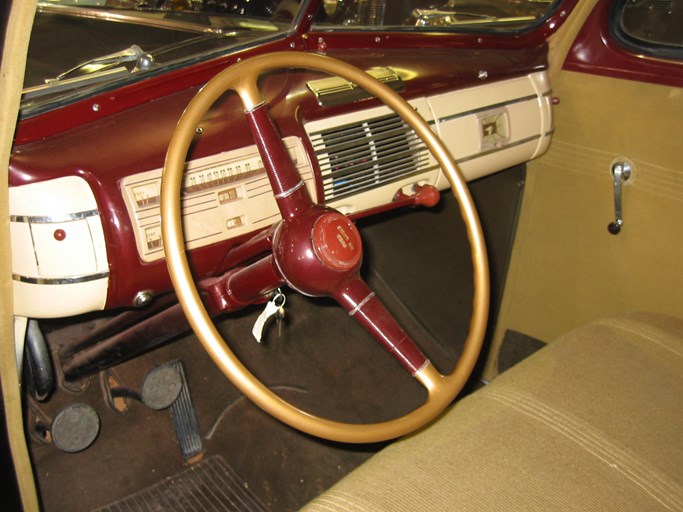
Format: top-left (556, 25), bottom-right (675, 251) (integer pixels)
top-left (92, 455), bottom-right (269, 512)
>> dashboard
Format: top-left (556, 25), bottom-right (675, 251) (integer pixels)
top-left (10, 60), bottom-right (552, 319)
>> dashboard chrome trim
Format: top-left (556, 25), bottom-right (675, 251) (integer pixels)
top-left (12, 271), bottom-right (109, 285)
top-left (10, 209), bottom-right (100, 224)
top-left (457, 132), bottom-right (551, 164)
top-left (436, 92), bottom-right (550, 124)
top-left (307, 67), bottom-right (405, 107)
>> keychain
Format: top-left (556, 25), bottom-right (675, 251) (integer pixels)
top-left (252, 289), bottom-right (286, 343)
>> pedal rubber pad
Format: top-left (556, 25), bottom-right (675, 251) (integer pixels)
top-left (143, 361), bottom-right (203, 460)
top-left (141, 364), bottom-right (182, 410)
top-left (51, 403), bottom-right (100, 453)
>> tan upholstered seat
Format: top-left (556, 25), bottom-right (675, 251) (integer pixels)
top-left (301, 312), bottom-right (683, 511)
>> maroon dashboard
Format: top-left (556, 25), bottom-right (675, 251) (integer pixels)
top-left (9, 0), bottom-right (567, 320)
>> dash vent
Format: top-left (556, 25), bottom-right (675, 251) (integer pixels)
top-left (309, 114), bottom-right (435, 202)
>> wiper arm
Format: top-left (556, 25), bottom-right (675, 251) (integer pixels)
top-left (22, 32), bottom-right (235, 101)
top-left (45, 44), bottom-right (154, 84)
top-left (23, 45), bottom-right (154, 101)
top-left (412, 9), bottom-right (536, 27)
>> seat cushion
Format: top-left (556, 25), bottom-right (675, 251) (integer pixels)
top-left (301, 312), bottom-right (683, 511)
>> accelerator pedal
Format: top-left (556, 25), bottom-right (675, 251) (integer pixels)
top-left (142, 360), bottom-right (203, 460)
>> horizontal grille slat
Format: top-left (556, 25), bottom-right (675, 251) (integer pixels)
top-left (324, 162), bottom-right (439, 198)
top-left (309, 113), bottom-right (432, 202)
top-left (316, 138), bottom-right (426, 171)
top-left (310, 115), bottom-right (402, 143)
top-left (313, 125), bottom-right (416, 157)
top-left (320, 147), bottom-right (430, 189)
top-left (321, 151), bottom-right (432, 188)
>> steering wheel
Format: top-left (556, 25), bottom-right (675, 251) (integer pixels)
top-left (161, 52), bottom-right (489, 443)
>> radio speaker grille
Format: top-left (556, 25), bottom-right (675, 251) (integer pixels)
top-left (309, 114), bottom-right (435, 202)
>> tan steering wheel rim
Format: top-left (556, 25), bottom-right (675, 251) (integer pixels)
top-left (161, 52), bottom-right (489, 443)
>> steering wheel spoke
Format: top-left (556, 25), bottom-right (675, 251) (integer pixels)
top-left (245, 104), bottom-right (315, 219)
top-left (334, 277), bottom-right (429, 375)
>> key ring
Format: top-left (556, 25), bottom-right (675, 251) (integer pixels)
top-left (272, 288), bottom-right (286, 308)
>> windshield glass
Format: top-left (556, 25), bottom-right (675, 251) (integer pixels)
top-left (313, 0), bottom-right (556, 31)
top-left (21, 0), bottom-right (304, 115)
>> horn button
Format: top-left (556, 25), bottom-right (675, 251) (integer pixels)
top-left (312, 213), bottom-right (362, 272)
top-left (274, 210), bottom-right (363, 296)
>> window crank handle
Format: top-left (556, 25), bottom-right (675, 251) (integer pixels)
top-left (608, 161), bottom-right (632, 235)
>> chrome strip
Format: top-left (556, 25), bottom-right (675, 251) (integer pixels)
top-left (456, 133), bottom-right (547, 164)
top-left (437, 94), bottom-right (539, 124)
top-left (13, 272), bottom-right (109, 286)
top-left (243, 100), bottom-right (266, 115)
top-left (308, 67), bottom-right (404, 108)
top-left (37, 3), bottom-right (225, 34)
top-left (274, 180), bottom-right (305, 199)
top-left (348, 292), bottom-right (376, 317)
top-left (10, 209), bottom-right (100, 224)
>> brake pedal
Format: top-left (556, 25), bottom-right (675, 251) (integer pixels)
top-left (142, 361), bottom-right (203, 461)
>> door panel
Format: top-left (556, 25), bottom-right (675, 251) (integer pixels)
top-left (487, 0), bottom-right (683, 378)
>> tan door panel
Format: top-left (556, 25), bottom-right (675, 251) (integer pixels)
top-left (487, 71), bottom-right (683, 379)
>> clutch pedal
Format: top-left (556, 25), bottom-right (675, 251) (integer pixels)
top-left (51, 403), bottom-right (100, 453)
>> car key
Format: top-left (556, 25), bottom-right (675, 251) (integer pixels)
top-left (252, 289), bottom-right (286, 343)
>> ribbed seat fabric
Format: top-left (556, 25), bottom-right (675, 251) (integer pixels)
top-left (301, 312), bottom-right (683, 511)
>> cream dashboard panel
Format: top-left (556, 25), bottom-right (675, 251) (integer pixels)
top-left (305, 71), bottom-right (553, 212)
top-left (10, 176), bottom-right (109, 318)
top-left (121, 137), bottom-right (315, 263)
top-left (430, 71), bottom-right (553, 188)
top-left (121, 71), bottom-right (552, 264)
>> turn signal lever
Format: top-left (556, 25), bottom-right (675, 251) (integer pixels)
top-left (608, 161), bottom-right (633, 235)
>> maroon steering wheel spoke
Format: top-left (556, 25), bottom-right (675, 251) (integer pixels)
top-left (246, 104), bottom-right (314, 219)
top-left (334, 277), bottom-right (429, 375)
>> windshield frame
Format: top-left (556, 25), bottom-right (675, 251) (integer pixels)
top-left (20, 0), bottom-right (311, 118)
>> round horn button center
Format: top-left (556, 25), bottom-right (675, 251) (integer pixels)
top-left (312, 213), bottom-right (362, 272)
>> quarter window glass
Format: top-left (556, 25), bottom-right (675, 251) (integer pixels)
top-left (615, 0), bottom-right (683, 54)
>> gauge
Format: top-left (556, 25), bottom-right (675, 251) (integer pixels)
top-left (132, 181), bottom-right (161, 209)
top-left (183, 154), bottom-right (264, 195)
top-left (479, 109), bottom-right (510, 149)
top-left (144, 225), bottom-right (163, 252)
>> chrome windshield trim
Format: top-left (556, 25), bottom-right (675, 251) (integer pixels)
top-left (37, 3), bottom-right (225, 34)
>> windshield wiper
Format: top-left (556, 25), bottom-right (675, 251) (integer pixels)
top-left (23, 45), bottom-right (154, 100)
top-left (412, 9), bottom-right (536, 27)
top-left (46, 44), bottom-right (154, 84)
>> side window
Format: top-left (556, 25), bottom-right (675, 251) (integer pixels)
top-left (612, 0), bottom-right (683, 59)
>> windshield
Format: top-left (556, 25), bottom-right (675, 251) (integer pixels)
top-left (314, 0), bottom-right (556, 31)
top-left (21, 0), bottom-right (304, 115)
